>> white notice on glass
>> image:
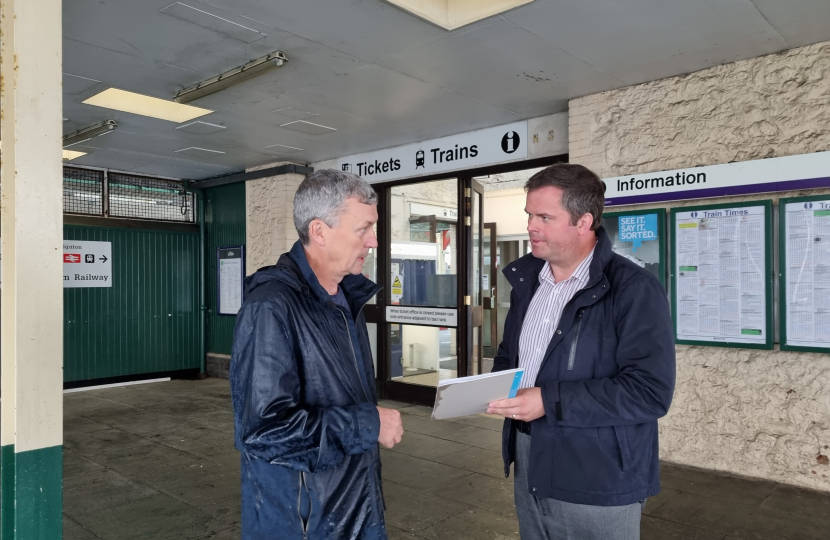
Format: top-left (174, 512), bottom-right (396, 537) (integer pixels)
top-left (218, 247), bottom-right (244, 315)
top-left (674, 206), bottom-right (767, 344)
top-left (784, 201), bottom-right (830, 348)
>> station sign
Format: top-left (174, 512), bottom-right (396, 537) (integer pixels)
top-left (335, 121), bottom-right (528, 183)
top-left (604, 151), bottom-right (830, 207)
top-left (63, 241), bottom-right (112, 287)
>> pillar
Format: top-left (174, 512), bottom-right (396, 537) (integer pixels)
top-left (1, 0), bottom-right (65, 538)
top-left (245, 162), bottom-right (305, 273)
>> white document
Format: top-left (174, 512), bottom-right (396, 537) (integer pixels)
top-left (785, 200), bottom-right (830, 347)
top-left (431, 368), bottom-right (524, 420)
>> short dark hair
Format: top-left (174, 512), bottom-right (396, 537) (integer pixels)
top-left (524, 164), bottom-right (605, 231)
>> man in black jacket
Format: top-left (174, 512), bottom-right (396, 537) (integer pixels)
top-left (230, 169), bottom-right (403, 540)
top-left (487, 164), bottom-right (676, 539)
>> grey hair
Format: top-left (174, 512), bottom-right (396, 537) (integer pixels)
top-left (293, 169), bottom-right (378, 245)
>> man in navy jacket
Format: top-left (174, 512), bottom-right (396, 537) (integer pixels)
top-left (488, 164), bottom-right (676, 539)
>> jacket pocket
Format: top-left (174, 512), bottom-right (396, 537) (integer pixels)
top-left (567, 310), bottom-right (584, 371)
top-left (613, 425), bottom-right (632, 472)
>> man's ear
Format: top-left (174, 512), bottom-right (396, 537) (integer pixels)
top-left (577, 213), bottom-right (594, 235)
top-left (308, 218), bottom-right (328, 247)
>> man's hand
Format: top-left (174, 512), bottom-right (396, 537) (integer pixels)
top-left (377, 407), bottom-right (404, 448)
top-left (487, 387), bottom-right (546, 422)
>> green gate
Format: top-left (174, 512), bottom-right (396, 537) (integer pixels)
top-left (63, 224), bottom-right (200, 382)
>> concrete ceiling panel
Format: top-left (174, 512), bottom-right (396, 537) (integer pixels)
top-left (377, 18), bottom-right (623, 116)
top-left (750, 0), bottom-right (830, 49)
top-left (59, 0), bottom-right (830, 179)
top-left (503, 0), bottom-right (788, 83)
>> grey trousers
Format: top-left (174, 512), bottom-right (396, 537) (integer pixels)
top-left (513, 432), bottom-right (643, 540)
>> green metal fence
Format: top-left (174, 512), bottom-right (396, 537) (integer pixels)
top-left (63, 225), bottom-right (201, 382)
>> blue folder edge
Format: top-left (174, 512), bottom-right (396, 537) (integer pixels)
top-left (507, 369), bottom-right (524, 399)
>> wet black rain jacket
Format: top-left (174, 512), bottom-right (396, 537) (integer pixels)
top-left (230, 241), bottom-right (385, 540)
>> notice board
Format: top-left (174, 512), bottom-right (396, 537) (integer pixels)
top-left (217, 246), bottom-right (245, 316)
top-left (671, 201), bottom-right (773, 349)
top-left (779, 195), bottom-right (830, 352)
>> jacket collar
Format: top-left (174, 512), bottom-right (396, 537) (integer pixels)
top-left (287, 240), bottom-right (381, 313)
top-left (502, 226), bottom-right (613, 291)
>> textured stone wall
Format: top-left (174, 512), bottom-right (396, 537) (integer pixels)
top-left (570, 41), bottom-right (830, 179)
top-left (245, 162), bottom-right (305, 274)
top-left (569, 41), bottom-right (830, 491)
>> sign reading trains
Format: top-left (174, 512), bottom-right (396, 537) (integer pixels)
top-left (335, 121), bottom-right (528, 183)
top-left (64, 241), bottom-right (112, 288)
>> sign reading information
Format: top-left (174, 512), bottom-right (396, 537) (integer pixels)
top-left (64, 241), bottom-right (112, 288)
top-left (672, 203), bottom-right (771, 348)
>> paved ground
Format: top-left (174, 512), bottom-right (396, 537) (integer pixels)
top-left (56, 378), bottom-right (830, 540)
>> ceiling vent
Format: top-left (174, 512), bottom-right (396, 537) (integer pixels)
top-left (385, 0), bottom-right (535, 31)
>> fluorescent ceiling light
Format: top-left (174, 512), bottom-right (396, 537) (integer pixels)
top-left (63, 150), bottom-right (87, 161)
top-left (63, 120), bottom-right (118, 147)
top-left (174, 51), bottom-right (287, 104)
top-left (83, 88), bottom-right (212, 123)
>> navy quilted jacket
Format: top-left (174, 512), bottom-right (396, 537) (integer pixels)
top-left (493, 227), bottom-right (676, 506)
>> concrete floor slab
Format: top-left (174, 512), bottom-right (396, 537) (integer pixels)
top-left (426, 471), bottom-right (517, 518)
top-left (380, 449), bottom-right (473, 491)
top-left (56, 378), bottom-right (830, 540)
top-left (386, 430), bottom-right (472, 461)
top-left (64, 427), bottom-right (153, 455)
top-left (382, 480), bottom-right (472, 533)
top-left (433, 447), bottom-right (508, 479)
top-left (415, 507), bottom-right (521, 540)
top-left (63, 448), bottom-right (106, 478)
top-left (63, 469), bottom-right (158, 516)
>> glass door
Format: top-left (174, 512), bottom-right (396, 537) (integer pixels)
top-left (465, 179), bottom-right (485, 376)
top-left (387, 178), bottom-right (459, 393)
top-left (482, 223), bottom-right (498, 370)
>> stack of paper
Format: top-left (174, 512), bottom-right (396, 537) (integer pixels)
top-left (431, 368), bottom-right (524, 420)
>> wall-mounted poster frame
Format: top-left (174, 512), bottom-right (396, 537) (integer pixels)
top-left (670, 200), bottom-right (773, 350)
top-left (217, 245), bottom-right (245, 316)
top-left (601, 208), bottom-right (667, 288)
top-left (779, 195), bottom-right (830, 353)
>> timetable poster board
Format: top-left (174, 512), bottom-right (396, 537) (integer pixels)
top-left (780, 196), bottom-right (830, 352)
top-left (601, 208), bottom-right (666, 287)
top-left (671, 201), bottom-right (773, 349)
top-left (218, 246), bottom-right (245, 316)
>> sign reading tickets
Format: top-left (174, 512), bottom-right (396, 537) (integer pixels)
top-left (64, 241), bottom-right (112, 287)
top-left (335, 121), bottom-right (528, 184)
top-left (386, 306), bottom-right (457, 327)
top-left (671, 202), bottom-right (772, 349)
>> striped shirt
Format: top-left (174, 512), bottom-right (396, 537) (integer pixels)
top-left (518, 247), bottom-right (595, 388)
